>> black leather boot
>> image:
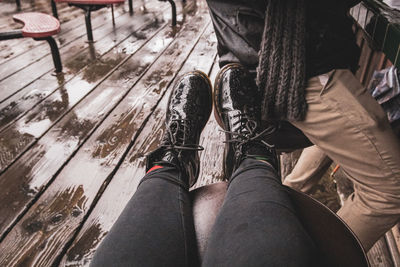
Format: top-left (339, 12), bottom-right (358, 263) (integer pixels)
top-left (146, 70), bottom-right (212, 187)
top-left (214, 63), bottom-right (279, 180)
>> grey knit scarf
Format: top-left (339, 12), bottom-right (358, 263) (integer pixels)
top-left (256, 0), bottom-right (307, 121)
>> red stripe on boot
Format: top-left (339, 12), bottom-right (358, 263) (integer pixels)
top-left (147, 165), bottom-right (163, 173)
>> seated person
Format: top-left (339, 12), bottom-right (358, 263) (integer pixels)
top-left (90, 68), bottom-right (367, 267)
top-left (90, 70), bottom-right (319, 267)
top-left (206, 0), bottom-right (400, 250)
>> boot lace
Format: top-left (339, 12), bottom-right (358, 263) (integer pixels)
top-left (161, 119), bottom-right (204, 152)
top-left (221, 113), bottom-right (276, 158)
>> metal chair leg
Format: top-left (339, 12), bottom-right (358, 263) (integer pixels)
top-left (129, 0), bottom-right (133, 15)
top-left (51, 0), bottom-right (59, 19)
top-left (36, 37), bottom-right (63, 73)
top-left (0, 30), bottom-right (23, 41)
top-left (84, 9), bottom-right (94, 42)
top-left (0, 32), bottom-right (62, 72)
top-left (167, 0), bottom-right (176, 26)
top-left (72, 4), bottom-right (105, 42)
top-left (111, 5), bottom-right (115, 26)
top-left (16, 0), bottom-right (21, 11)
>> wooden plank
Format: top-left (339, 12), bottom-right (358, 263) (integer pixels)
top-left (385, 230), bottom-right (400, 266)
top-left (0, 4), bottom-right (81, 30)
top-left (0, 7), bottom-right (168, 174)
top-left (194, 58), bottom-right (225, 188)
top-left (0, 2), bottom-right (169, 132)
top-left (0, 0), bottom-right (186, 167)
top-left (0, 25), bottom-right (124, 102)
top-left (0, 1), bottom-right (162, 80)
top-left (367, 237), bottom-right (394, 267)
top-left (0, 0), bottom-right (175, 104)
top-left (0, 10), bottom-right (211, 266)
top-left (0, 6), bottom-right (129, 84)
top-left (0, 2), bottom-right (73, 27)
top-left (364, 50), bottom-right (387, 86)
top-left (392, 225), bottom-right (400, 256)
top-left (0, 2), bottom-right (80, 34)
top-left (61, 23), bottom-right (217, 266)
top-left (361, 46), bottom-right (374, 85)
top-left (0, 0), bottom-right (73, 15)
top-left (0, 20), bottom-right (174, 238)
top-left (356, 36), bottom-right (372, 83)
top-left (0, 1), bottom-right (119, 65)
top-left (0, 3), bottom-right (107, 66)
top-left (0, 0), bottom-right (171, 65)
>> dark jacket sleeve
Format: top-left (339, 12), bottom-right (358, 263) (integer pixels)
top-left (345, 0), bottom-right (362, 8)
top-left (309, 0), bottom-right (361, 10)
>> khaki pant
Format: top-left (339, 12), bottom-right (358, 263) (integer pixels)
top-left (283, 145), bottom-right (332, 193)
top-left (288, 69), bottom-right (400, 250)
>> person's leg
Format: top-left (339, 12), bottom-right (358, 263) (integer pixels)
top-left (90, 166), bottom-right (198, 267)
top-left (203, 158), bottom-right (317, 267)
top-left (205, 0), bottom-right (266, 70)
top-left (283, 145), bottom-right (332, 193)
top-left (208, 64), bottom-right (317, 266)
top-left (291, 69), bottom-right (400, 250)
top-left (90, 71), bottom-right (213, 266)
top-left (206, 0), bottom-right (314, 153)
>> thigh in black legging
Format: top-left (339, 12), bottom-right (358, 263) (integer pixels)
top-left (90, 168), bottom-right (199, 267)
top-left (203, 159), bottom-right (317, 267)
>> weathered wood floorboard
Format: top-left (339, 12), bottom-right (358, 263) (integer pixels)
top-left (0, 1), bottom-right (176, 105)
top-left (0, 1), bottom-right (169, 132)
top-left (0, 2), bottom-right (74, 29)
top-left (0, 4), bottom-right (108, 67)
top-left (0, 8), bottom-right (132, 97)
top-left (195, 59), bottom-right (225, 188)
top-left (0, 0), bottom-right (170, 66)
top-left (0, 5), bottom-right (172, 173)
top-left (0, 7), bottom-right (126, 81)
top-left (0, 6), bottom-right (210, 266)
top-left (0, 10), bottom-right (130, 94)
top-left (0, 2), bottom-right (396, 267)
top-left (0, 1), bottom-right (161, 80)
top-left (0, 1), bottom-right (128, 56)
top-left (368, 237), bottom-right (394, 267)
top-left (60, 23), bottom-right (216, 266)
top-left (0, 20), bottom-right (173, 238)
top-left (0, 3), bottom-right (84, 58)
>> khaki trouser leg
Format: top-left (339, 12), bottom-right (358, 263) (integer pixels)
top-left (291, 69), bottom-right (400, 251)
top-left (283, 145), bottom-right (332, 193)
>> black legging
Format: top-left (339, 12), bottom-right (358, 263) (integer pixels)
top-left (90, 158), bottom-right (316, 267)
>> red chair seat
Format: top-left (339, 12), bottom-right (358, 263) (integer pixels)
top-left (13, 12), bottom-right (60, 38)
top-left (54, 0), bottom-right (124, 4)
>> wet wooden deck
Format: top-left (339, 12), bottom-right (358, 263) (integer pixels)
top-left (0, 0), bottom-right (225, 265)
top-left (0, 0), bottom-right (398, 266)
